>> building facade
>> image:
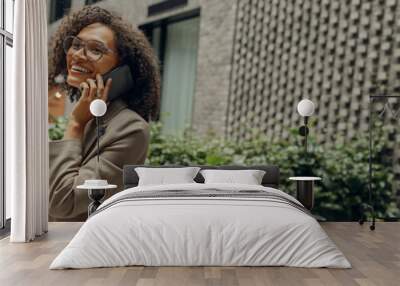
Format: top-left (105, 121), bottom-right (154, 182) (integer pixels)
top-left (48, 0), bottom-right (400, 142)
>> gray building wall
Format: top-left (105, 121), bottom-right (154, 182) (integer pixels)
top-left (227, 0), bottom-right (400, 142)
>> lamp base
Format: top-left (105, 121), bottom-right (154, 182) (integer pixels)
top-left (88, 189), bottom-right (106, 216)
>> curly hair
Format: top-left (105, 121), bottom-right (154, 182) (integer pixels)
top-left (49, 6), bottom-right (160, 121)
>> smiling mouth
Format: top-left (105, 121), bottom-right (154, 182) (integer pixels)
top-left (70, 64), bottom-right (92, 74)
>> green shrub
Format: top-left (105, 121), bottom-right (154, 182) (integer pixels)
top-left (147, 122), bottom-right (398, 221)
top-left (48, 116), bottom-right (68, 141)
top-left (49, 117), bottom-right (398, 221)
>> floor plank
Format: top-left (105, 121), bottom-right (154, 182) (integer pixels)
top-left (0, 222), bottom-right (398, 286)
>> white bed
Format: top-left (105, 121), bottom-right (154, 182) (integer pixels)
top-left (50, 183), bottom-right (351, 269)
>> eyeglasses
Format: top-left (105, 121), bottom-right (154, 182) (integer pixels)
top-left (63, 36), bottom-right (115, 62)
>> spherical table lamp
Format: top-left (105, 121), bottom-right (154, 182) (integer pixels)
top-left (90, 99), bottom-right (107, 170)
top-left (293, 99), bottom-right (321, 215)
top-left (90, 99), bottom-right (107, 117)
top-left (297, 99), bottom-right (315, 117)
top-left (76, 99), bottom-right (116, 217)
top-left (297, 99), bottom-right (315, 152)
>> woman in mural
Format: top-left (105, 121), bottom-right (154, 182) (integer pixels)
top-left (48, 6), bottom-right (160, 221)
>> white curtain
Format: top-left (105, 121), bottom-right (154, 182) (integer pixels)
top-left (6, 0), bottom-right (49, 242)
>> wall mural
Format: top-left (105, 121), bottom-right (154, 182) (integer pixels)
top-left (47, 0), bottom-right (400, 222)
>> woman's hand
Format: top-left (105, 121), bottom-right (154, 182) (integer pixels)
top-left (64, 74), bottom-right (112, 139)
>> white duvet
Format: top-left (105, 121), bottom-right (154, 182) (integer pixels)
top-left (50, 183), bottom-right (351, 269)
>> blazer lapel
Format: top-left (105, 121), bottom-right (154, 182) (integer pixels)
top-left (82, 119), bottom-right (97, 159)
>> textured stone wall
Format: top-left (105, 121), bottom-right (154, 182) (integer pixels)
top-left (227, 0), bottom-right (400, 142)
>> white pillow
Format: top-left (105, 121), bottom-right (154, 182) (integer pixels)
top-left (135, 167), bottom-right (201, 186)
top-left (200, 169), bottom-right (266, 185)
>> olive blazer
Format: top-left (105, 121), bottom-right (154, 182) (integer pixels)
top-left (49, 99), bottom-right (149, 221)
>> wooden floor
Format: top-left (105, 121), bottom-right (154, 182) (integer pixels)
top-left (0, 222), bottom-right (399, 286)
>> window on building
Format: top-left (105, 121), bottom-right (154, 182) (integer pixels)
top-left (141, 10), bottom-right (200, 134)
top-left (48, 0), bottom-right (71, 23)
top-left (85, 0), bottom-right (103, 5)
top-left (1, 0), bottom-right (14, 233)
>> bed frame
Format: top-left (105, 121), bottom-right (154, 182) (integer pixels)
top-left (123, 165), bottom-right (280, 189)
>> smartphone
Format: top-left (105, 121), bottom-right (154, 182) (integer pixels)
top-left (101, 65), bottom-right (134, 102)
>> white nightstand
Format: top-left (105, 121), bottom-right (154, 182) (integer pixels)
top-left (77, 183), bottom-right (117, 216)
